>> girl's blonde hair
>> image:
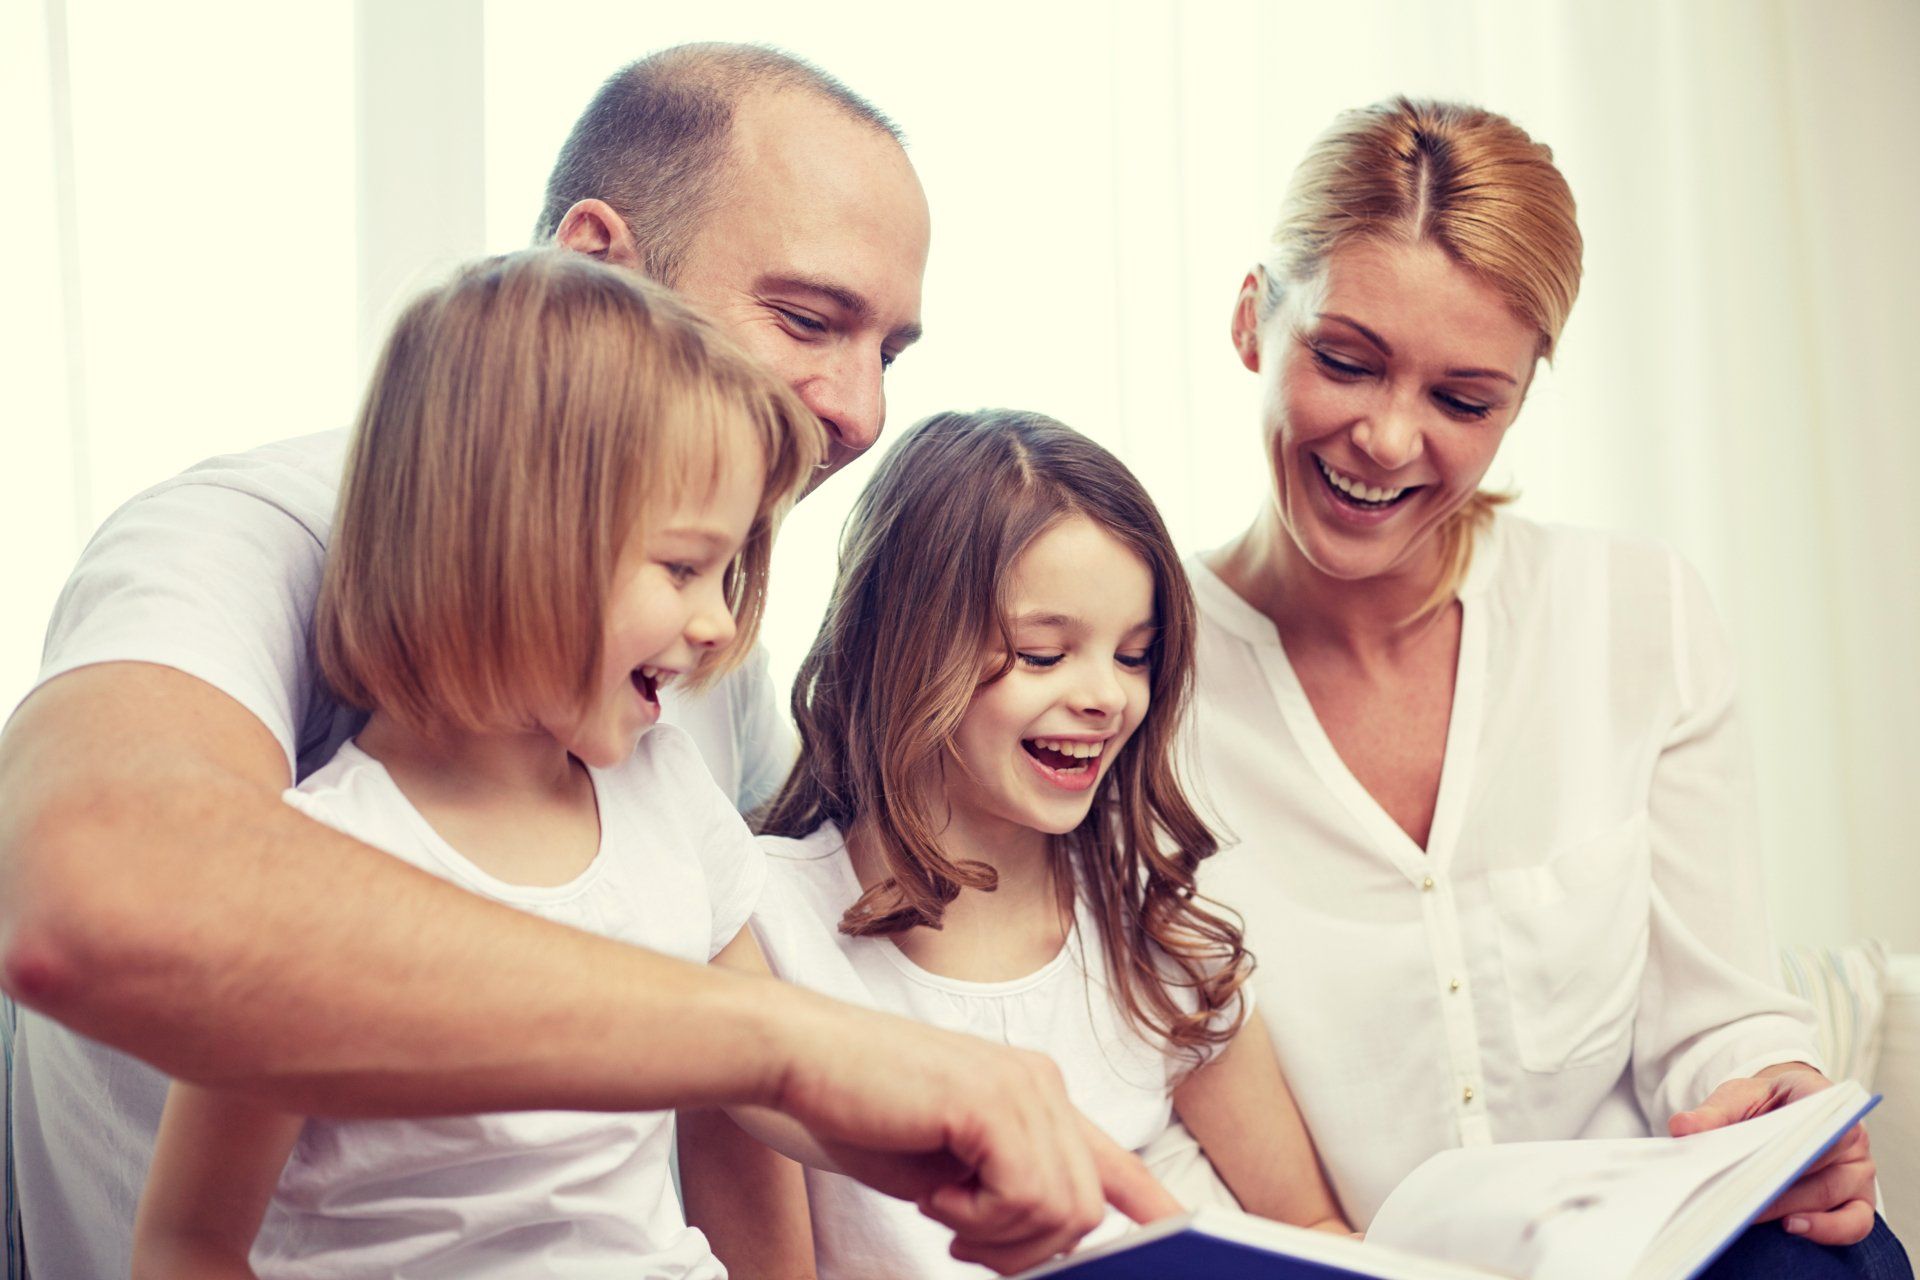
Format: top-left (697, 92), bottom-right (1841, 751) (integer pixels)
top-left (1258, 97), bottom-right (1584, 608)
top-left (317, 248), bottom-right (824, 741)
top-left (762, 409), bottom-right (1250, 1069)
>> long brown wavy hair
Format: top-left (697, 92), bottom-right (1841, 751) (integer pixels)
top-left (761, 409), bottom-right (1250, 1065)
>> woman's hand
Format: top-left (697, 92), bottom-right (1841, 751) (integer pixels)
top-left (1668, 1064), bottom-right (1875, 1246)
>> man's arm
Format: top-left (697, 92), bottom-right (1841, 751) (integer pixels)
top-left (0, 663), bottom-right (1176, 1270)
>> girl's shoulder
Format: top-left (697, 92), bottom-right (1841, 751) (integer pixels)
top-left (590, 724), bottom-right (730, 823)
top-left (754, 823), bottom-right (858, 909)
top-left (284, 739), bottom-right (401, 835)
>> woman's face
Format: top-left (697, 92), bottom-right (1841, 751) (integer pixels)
top-left (1232, 237), bottom-right (1540, 586)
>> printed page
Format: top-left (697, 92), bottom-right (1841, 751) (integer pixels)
top-left (1364, 1103), bottom-right (1812, 1280)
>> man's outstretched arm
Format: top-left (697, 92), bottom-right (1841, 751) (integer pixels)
top-left (0, 662), bottom-right (1175, 1269)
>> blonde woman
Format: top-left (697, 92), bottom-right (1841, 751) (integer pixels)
top-left (1184, 99), bottom-right (1909, 1278)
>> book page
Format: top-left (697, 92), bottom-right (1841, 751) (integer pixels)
top-left (1364, 1096), bottom-right (1833, 1280)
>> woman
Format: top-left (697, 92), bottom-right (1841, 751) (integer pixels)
top-left (1181, 97), bottom-right (1908, 1276)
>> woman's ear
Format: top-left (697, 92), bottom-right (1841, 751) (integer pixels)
top-left (552, 199), bottom-right (643, 270)
top-left (1231, 272), bottom-right (1265, 372)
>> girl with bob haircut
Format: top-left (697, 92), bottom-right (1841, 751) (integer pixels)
top-left (686, 409), bottom-right (1350, 1277)
top-left (132, 248), bottom-right (826, 1279)
top-left (1183, 96), bottom-right (1910, 1277)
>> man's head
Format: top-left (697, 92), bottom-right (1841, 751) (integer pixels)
top-left (536, 44), bottom-right (930, 486)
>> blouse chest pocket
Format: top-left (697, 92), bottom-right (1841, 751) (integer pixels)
top-left (1487, 814), bottom-right (1652, 1074)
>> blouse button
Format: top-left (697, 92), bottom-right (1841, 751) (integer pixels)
top-left (1449, 977), bottom-right (1462, 992)
top-left (1422, 876), bottom-right (1435, 891)
top-left (1463, 1085), bottom-right (1476, 1104)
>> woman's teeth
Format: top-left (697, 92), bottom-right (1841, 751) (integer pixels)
top-left (1315, 455), bottom-right (1408, 505)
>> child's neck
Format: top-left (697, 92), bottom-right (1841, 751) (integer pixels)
top-left (852, 800), bottom-right (1071, 984)
top-left (354, 712), bottom-right (600, 887)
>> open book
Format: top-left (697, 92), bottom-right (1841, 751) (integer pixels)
top-left (1013, 1082), bottom-right (1878, 1280)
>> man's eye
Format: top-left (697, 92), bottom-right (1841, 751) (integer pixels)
top-left (1015, 652), bottom-right (1064, 669)
top-left (777, 308), bottom-right (826, 334)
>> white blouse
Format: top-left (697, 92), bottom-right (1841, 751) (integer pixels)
top-left (1183, 514), bottom-right (1821, 1228)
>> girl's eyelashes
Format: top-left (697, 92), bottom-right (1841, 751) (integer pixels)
top-left (663, 562), bottom-right (700, 585)
top-left (1015, 650), bottom-right (1154, 671)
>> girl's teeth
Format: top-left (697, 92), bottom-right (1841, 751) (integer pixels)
top-left (1031, 738), bottom-right (1103, 759)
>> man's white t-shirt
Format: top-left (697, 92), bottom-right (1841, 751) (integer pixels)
top-left (10, 429), bottom-right (798, 1280)
top-left (750, 823), bottom-right (1238, 1280)
top-left (249, 728), bottom-right (754, 1279)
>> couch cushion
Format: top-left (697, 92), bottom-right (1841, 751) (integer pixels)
top-left (1779, 940), bottom-right (1890, 1088)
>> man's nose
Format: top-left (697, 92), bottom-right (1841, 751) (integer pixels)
top-left (797, 347), bottom-right (884, 457)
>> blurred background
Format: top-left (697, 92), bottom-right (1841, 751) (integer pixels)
top-left (4, 0), bottom-right (1915, 948)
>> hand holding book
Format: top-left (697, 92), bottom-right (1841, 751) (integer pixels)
top-left (1669, 1064), bottom-right (1877, 1246)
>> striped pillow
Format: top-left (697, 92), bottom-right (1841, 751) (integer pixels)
top-left (1779, 940), bottom-right (1890, 1088)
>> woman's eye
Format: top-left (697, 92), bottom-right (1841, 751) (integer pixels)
top-left (664, 562), bottom-right (699, 585)
top-left (1116, 652), bottom-right (1152, 670)
top-left (1435, 392), bottom-right (1493, 420)
top-left (1310, 346), bottom-right (1371, 378)
top-left (1015, 652), bottom-right (1064, 669)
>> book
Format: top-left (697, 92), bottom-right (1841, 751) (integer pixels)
top-left (1011, 1081), bottom-right (1879, 1280)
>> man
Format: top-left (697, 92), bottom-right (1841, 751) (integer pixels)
top-left (0, 44), bottom-right (1170, 1279)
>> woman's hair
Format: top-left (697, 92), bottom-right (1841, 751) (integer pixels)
top-left (316, 247), bottom-right (824, 741)
top-left (1257, 97), bottom-right (1584, 608)
top-left (762, 409), bottom-right (1250, 1065)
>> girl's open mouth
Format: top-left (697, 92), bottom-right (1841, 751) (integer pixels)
top-left (1020, 737), bottom-right (1104, 792)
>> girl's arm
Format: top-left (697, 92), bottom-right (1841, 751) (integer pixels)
top-left (1172, 1008), bottom-right (1352, 1234)
top-left (678, 928), bottom-right (818, 1279)
top-left (132, 1083), bottom-right (304, 1280)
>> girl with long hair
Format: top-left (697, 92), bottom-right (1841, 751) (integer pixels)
top-left (688, 408), bottom-right (1348, 1278)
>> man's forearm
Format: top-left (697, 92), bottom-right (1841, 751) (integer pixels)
top-left (0, 667), bottom-right (792, 1118)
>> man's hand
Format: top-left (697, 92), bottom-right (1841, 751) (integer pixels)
top-left (769, 999), bottom-right (1180, 1274)
top-left (1669, 1065), bottom-right (1875, 1245)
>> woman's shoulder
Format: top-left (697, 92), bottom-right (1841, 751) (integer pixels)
top-left (1481, 511), bottom-right (1693, 612)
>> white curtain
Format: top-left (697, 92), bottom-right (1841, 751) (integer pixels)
top-left (7, 0), bottom-right (1916, 948)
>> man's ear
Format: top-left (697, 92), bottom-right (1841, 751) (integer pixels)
top-left (553, 199), bottom-right (642, 270)
top-left (1231, 271), bottom-right (1264, 372)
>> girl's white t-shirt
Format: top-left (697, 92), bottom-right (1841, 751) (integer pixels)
top-left (751, 824), bottom-right (1233, 1280)
top-left (249, 725), bottom-right (765, 1280)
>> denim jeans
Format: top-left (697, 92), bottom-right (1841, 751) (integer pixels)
top-left (1700, 1214), bottom-right (1912, 1280)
